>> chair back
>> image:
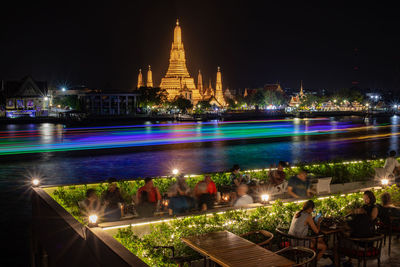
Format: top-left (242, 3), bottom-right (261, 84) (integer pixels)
top-left (275, 246), bottom-right (316, 267)
top-left (338, 233), bottom-right (384, 260)
top-left (275, 228), bottom-right (322, 249)
top-left (240, 230), bottom-right (274, 248)
top-left (316, 177), bottom-right (331, 194)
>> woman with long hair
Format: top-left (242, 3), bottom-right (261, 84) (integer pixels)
top-left (289, 200), bottom-right (327, 261)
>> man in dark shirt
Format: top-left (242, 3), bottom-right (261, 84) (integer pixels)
top-left (287, 170), bottom-right (311, 198)
top-left (268, 161), bottom-right (287, 186)
top-left (102, 178), bottom-right (124, 221)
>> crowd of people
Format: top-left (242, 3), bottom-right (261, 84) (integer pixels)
top-left (79, 150), bottom-right (400, 225)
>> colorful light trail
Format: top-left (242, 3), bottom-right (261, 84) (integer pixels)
top-left (0, 119), bottom-right (395, 155)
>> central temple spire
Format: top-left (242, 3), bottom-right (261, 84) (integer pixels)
top-left (160, 19), bottom-right (198, 101)
top-left (174, 19), bottom-right (182, 44)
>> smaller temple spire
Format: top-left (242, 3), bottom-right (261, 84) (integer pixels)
top-left (146, 65), bottom-right (153, 87)
top-left (197, 70), bottom-right (203, 95)
top-left (176, 19), bottom-right (179, 26)
top-left (137, 69), bottom-right (144, 88)
top-left (299, 80), bottom-right (304, 97)
top-left (215, 67), bottom-right (225, 106)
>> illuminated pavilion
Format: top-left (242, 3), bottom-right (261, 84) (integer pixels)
top-left (137, 19), bottom-right (226, 107)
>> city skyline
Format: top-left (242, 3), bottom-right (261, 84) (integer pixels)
top-left (1, 1), bottom-right (400, 92)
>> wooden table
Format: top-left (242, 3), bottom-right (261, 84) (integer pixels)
top-left (181, 230), bottom-right (295, 267)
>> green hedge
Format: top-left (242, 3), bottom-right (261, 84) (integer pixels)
top-left (114, 185), bottom-right (400, 267)
top-left (49, 158), bottom-right (392, 224)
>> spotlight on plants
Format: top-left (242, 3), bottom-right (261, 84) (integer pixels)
top-left (88, 214), bottom-right (98, 226)
top-left (172, 168), bottom-right (179, 175)
top-left (381, 179), bottom-right (389, 186)
top-left (261, 194), bottom-right (270, 203)
top-left (32, 178), bottom-right (40, 186)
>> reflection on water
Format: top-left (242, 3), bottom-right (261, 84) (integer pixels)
top-left (0, 117), bottom-right (399, 180)
top-left (0, 116), bottom-right (399, 265)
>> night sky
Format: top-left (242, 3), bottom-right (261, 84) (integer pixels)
top-left (1, 1), bottom-right (400, 92)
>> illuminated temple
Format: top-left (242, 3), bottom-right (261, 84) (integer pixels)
top-left (137, 19), bottom-right (226, 106)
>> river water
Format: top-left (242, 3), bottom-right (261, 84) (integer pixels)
top-left (1, 116), bottom-right (399, 265)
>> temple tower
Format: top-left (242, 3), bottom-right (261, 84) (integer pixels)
top-left (299, 80), bottom-right (304, 98)
top-left (147, 65), bottom-right (153, 87)
top-left (215, 67), bottom-right (225, 106)
top-left (160, 19), bottom-right (197, 101)
top-left (197, 70), bottom-right (203, 96)
top-left (137, 69), bottom-right (144, 88)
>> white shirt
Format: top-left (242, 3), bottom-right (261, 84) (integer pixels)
top-left (234, 194), bottom-right (253, 207)
top-left (384, 157), bottom-right (400, 174)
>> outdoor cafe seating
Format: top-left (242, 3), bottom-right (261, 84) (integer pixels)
top-left (337, 233), bottom-right (384, 267)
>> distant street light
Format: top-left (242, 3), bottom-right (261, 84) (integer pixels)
top-left (61, 87), bottom-right (66, 92)
top-left (44, 96), bottom-right (49, 101)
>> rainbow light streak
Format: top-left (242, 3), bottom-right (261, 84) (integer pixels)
top-left (0, 119), bottom-right (393, 155)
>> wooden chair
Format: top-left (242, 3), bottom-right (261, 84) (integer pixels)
top-left (376, 215), bottom-right (400, 255)
top-left (337, 233), bottom-right (384, 267)
top-left (275, 227), bottom-right (323, 250)
top-left (276, 246), bottom-right (317, 267)
top-left (240, 230), bottom-right (274, 249)
top-left (153, 246), bottom-right (206, 267)
top-left (316, 177), bottom-right (332, 194)
top-left (275, 228), bottom-right (323, 267)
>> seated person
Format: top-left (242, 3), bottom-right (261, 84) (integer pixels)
top-left (346, 191), bottom-right (378, 238)
top-left (167, 174), bottom-right (194, 215)
top-left (135, 178), bottom-right (161, 217)
top-left (136, 191), bottom-right (157, 217)
top-left (194, 181), bottom-right (214, 211)
top-left (230, 164), bottom-right (248, 189)
top-left (289, 200), bottom-right (327, 262)
top-left (102, 178), bottom-right (124, 222)
top-left (268, 161), bottom-right (287, 186)
top-left (354, 190), bottom-right (379, 221)
top-left (81, 188), bottom-right (104, 217)
top-left (194, 175), bottom-right (217, 211)
top-left (378, 192), bottom-right (400, 225)
top-left (233, 184), bottom-right (253, 207)
top-left (287, 170), bottom-right (312, 199)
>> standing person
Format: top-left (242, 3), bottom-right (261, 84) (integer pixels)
top-left (287, 170), bottom-right (312, 199)
top-left (102, 178), bottom-right (124, 222)
top-left (233, 184), bottom-right (253, 207)
top-left (289, 200), bottom-right (327, 262)
top-left (135, 178), bottom-right (162, 217)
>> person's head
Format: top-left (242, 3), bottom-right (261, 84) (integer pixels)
top-left (296, 200), bottom-right (315, 218)
top-left (232, 164), bottom-right (240, 174)
top-left (380, 192), bottom-right (392, 206)
top-left (86, 189), bottom-right (97, 201)
top-left (278, 161), bottom-right (286, 171)
top-left (363, 190), bottom-right (376, 205)
top-left (144, 177), bottom-right (153, 188)
top-left (108, 178), bottom-right (118, 192)
top-left (237, 184), bottom-right (248, 197)
top-left (297, 170), bottom-right (307, 181)
top-left (389, 150), bottom-right (397, 157)
top-left (204, 175), bottom-right (212, 184)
